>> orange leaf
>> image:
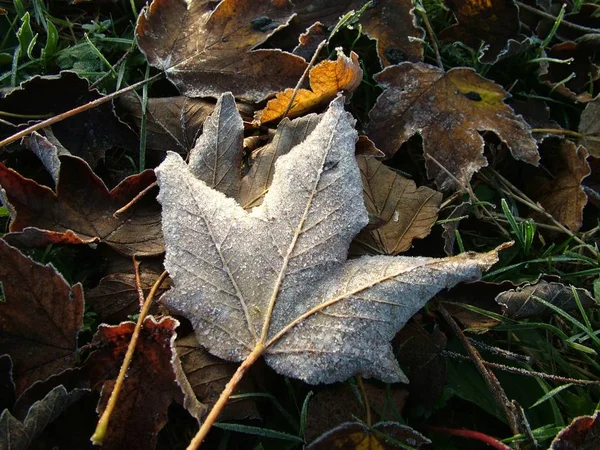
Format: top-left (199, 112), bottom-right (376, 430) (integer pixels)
top-left (254, 49), bottom-right (362, 125)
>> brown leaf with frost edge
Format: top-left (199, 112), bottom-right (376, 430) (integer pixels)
top-left (156, 95), bottom-right (504, 384)
top-left (136, 0), bottom-right (308, 102)
top-left (367, 62), bottom-right (539, 190)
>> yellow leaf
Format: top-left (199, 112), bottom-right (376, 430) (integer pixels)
top-left (254, 48), bottom-right (362, 125)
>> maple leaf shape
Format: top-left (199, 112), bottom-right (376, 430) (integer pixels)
top-left (367, 62), bottom-right (539, 190)
top-left (156, 95), bottom-right (501, 384)
top-left (136, 0), bottom-right (307, 102)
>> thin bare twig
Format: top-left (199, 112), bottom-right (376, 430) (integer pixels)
top-left (515, 1), bottom-right (600, 35)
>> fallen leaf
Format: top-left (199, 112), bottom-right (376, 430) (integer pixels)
top-left (136, 0), bottom-right (308, 101)
top-left (307, 421), bottom-right (430, 449)
top-left (86, 267), bottom-right (170, 323)
top-left (539, 41), bottom-right (600, 103)
top-left (305, 382), bottom-right (409, 443)
top-left (118, 94), bottom-right (256, 155)
top-left (176, 334), bottom-right (260, 421)
top-left (440, 0), bottom-right (530, 63)
top-left (524, 138), bottom-right (590, 231)
top-left (287, 0), bottom-right (424, 66)
top-left (396, 321), bottom-right (447, 410)
top-left (353, 156), bottom-right (442, 255)
top-left (239, 113), bottom-right (321, 209)
top-left (579, 96), bottom-right (600, 157)
top-left (0, 240), bottom-right (83, 396)
top-left (0, 150), bottom-right (164, 256)
top-left (495, 280), bottom-right (596, 320)
top-left (509, 97), bottom-right (561, 141)
top-left (551, 410), bottom-right (600, 450)
top-left (0, 72), bottom-right (132, 166)
top-left (254, 48), bottom-right (363, 125)
top-left (85, 316), bottom-right (205, 450)
top-left (0, 385), bottom-right (88, 450)
top-left (292, 22), bottom-right (328, 61)
top-left (367, 62), bottom-right (539, 190)
top-left (156, 95), bottom-right (502, 384)
top-left (440, 202), bottom-right (469, 256)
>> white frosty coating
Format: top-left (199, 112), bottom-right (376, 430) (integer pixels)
top-left (188, 92), bottom-right (243, 198)
top-left (156, 95), bottom-right (500, 384)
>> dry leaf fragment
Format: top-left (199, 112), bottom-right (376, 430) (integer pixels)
top-left (156, 95), bottom-right (503, 385)
top-left (0, 152), bottom-right (164, 256)
top-left (307, 421), bottom-right (430, 450)
top-left (495, 280), bottom-right (596, 320)
top-left (288, 0), bottom-right (424, 66)
top-left (0, 240), bottom-right (83, 396)
top-left (353, 156), bottom-right (442, 255)
top-left (440, 0), bottom-right (530, 63)
top-left (367, 62), bottom-right (539, 190)
top-left (254, 48), bottom-right (363, 125)
top-left (0, 385), bottom-right (88, 450)
top-left (525, 138), bottom-right (590, 231)
top-left (136, 0), bottom-right (308, 101)
top-left (579, 95), bottom-right (600, 157)
top-left (551, 410), bottom-right (600, 450)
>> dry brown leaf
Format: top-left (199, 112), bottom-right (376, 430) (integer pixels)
top-left (254, 48), bottom-right (362, 125)
top-left (353, 156), bottom-right (442, 255)
top-left (579, 96), bottom-right (600, 157)
top-left (539, 41), bottom-right (600, 103)
top-left (367, 62), bottom-right (539, 190)
top-left (525, 138), bottom-right (590, 231)
top-left (136, 0), bottom-right (308, 102)
top-left (288, 0), bottom-right (424, 66)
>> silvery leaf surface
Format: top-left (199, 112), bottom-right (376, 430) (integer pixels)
top-left (156, 95), bottom-right (500, 384)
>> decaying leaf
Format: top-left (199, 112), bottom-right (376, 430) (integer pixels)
top-left (288, 0), bottom-right (425, 65)
top-left (156, 95), bottom-right (503, 385)
top-left (85, 316), bottom-right (205, 450)
top-left (136, 0), bottom-right (308, 101)
top-left (367, 62), bottom-right (539, 190)
top-left (305, 381), bottom-right (409, 443)
top-left (353, 156), bottom-right (442, 255)
top-left (0, 240), bottom-right (83, 396)
top-left (396, 321), bottom-right (447, 410)
top-left (0, 355), bottom-right (15, 412)
top-left (440, 0), bottom-right (530, 63)
top-left (0, 72), bottom-right (132, 166)
top-left (539, 42), bottom-right (600, 103)
top-left (550, 410), bottom-right (600, 450)
top-left (579, 96), bottom-right (600, 157)
top-left (525, 138), bottom-right (590, 231)
top-left (176, 334), bottom-right (260, 421)
top-left (254, 48), bottom-right (363, 125)
top-left (307, 421), bottom-right (430, 450)
top-left (0, 385), bottom-right (88, 450)
top-left (496, 280), bottom-right (596, 320)
top-left (292, 21), bottom-right (328, 60)
top-left (86, 267), bottom-right (170, 323)
top-left (0, 151), bottom-right (164, 256)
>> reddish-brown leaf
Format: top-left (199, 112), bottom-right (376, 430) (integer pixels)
top-left (0, 240), bottom-right (83, 396)
top-left (551, 410), bottom-right (600, 450)
top-left (440, 0), bottom-right (529, 63)
top-left (0, 154), bottom-right (164, 256)
top-left (525, 138), bottom-right (590, 231)
top-left (136, 0), bottom-right (308, 102)
top-left (85, 316), bottom-right (197, 450)
top-left (367, 62), bottom-right (539, 190)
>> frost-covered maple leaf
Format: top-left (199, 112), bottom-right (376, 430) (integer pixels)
top-left (155, 95), bottom-right (501, 384)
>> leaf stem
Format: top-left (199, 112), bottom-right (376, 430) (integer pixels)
top-left (0, 72), bottom-right (165, 148)
top-left (186, 344), bottom-right (264, 450)
top-left (90, 269), bottom-right (169, 445)
top-left (422, 425), bottom-right (513, 450)
top-left (356, 376), bottom-right (372, 427)
top-left (530, 128), bottom-right (586, 138)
